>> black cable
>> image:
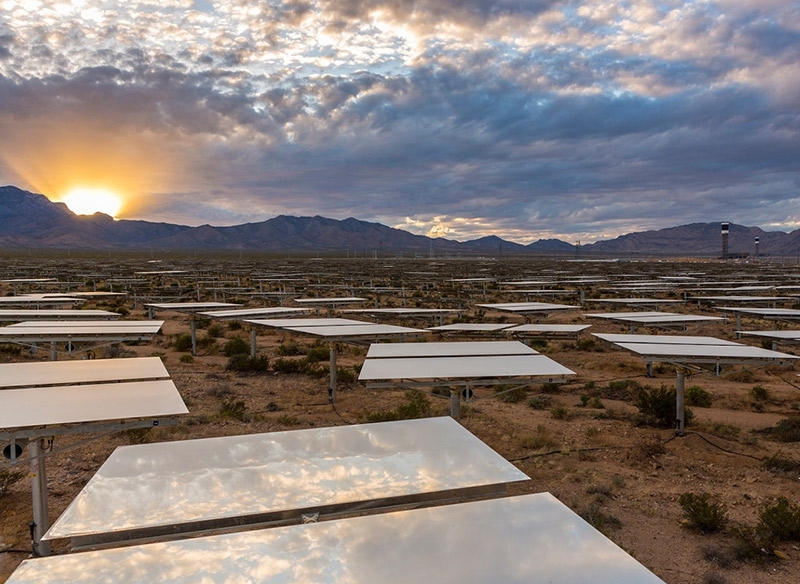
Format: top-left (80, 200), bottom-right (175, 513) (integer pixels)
top-left (330, 401), bottom-right (357, 425)
top-left (0, 549), bottom-right (31, 555)
top-left (508, 446), bottom-right (627, 464)
top-left (672, 431), bottom-right (763, 461)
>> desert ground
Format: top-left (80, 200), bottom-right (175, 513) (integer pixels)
top-left (1, 254), bottom-right (800, 584)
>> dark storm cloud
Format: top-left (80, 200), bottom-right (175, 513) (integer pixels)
top-left (0, 0), bottom-right (798, 240)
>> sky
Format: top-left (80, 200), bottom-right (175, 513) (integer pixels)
top-left (0, 0), bottom-right (799, 244)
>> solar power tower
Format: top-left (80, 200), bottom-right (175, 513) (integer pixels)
top-left (721, 222), bottom-right (730, 259)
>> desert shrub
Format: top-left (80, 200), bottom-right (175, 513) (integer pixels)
top-left (335, 366), bottom-right (357, 384)
top-left (701, 544), bottom-right (735, 569)
top-left (272, 357), bottom-right (306, 374)
top-left (589, 396), bottom-right (605, 408)
top-left (194, 317), bottom-right (211, 329)
top-left (635, 385), bottom-right (688, 428)
top-left (757, 497), bottom-right (800, 544)
top-left (580, 503), bottom-right (621, 535)
top-left (223, 336), bottom-right (250, 357)
top-left (303, 362), bottom-right (328, 378)
top-left (529, 339), bottom-right (547, 350)
top-left (702, 572), bottom-right (731, 584)
top-left (605, 379), bottom-right (641, 399)
top-left (520, 425), bottom-right (556, 450)
top-left (527, 395), bottom-right (552, 410)
top-left (634, 435), bottom-right (666, 459)
top-left (576, 338), bottom-right (600, 351)
top-left (276, 414), bottom-right (301, 426)
top-left (679, 493), bottom-right (728, 533)
top-left (686, 385), bottom-right (712, 407)
top-left (226, 354), bottom-right (269, 372)
top-left (179, 354), bottom-right (194, 363)
top-left (579, 395), bottom-right (604, 408)
top-left (540, 382), bottom-right (561, 394)
top-left (769, 417), bottom-right (800, 442)
top-left (0, 467), bottom-right (26, 496)
top-left (207, 324), bottom-right (224, 338)
top-left (121, 427), bottom-right (153, 445)
top-left (305, 344), bottom-right (329, 363)
top-left (219, 398), bottom-right (249, 421)
top-left (364, 391), bottom-right (432, 422)
top-left (550, 406), bottom-right (569, 420)
top-left (197, 335), bottom-right (217, 350)
top-left (494, 385), bottom-right (527, 403)
top-left (173, 333), bottom-right (193, 351)
top-left (763, 453), bottom-right (800, 474)
top-left (277, 341), bottom-right (304, 356)
top-left (586, 483), bottom-right (613, 499)
top-left (227, 320), bottom-right (242, 331)
top-left (750, 385), bottom-right (770, 401)
top-left (727, 369), bottom-right (756, 383)
top-left (0, 343), bottom-right (22, 355)
top-left (704, 422), bottom-right (740, 440)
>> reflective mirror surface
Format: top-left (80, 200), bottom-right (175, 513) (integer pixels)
top-left (46, 417), bottom-right (528, 540)
top-left (11, 493), bottom-right (665, 583)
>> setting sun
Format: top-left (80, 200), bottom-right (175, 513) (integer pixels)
top-left (61, 188), bottom-right (123, 218)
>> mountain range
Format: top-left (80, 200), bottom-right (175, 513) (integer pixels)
top-left (2, 185), bottom-right (798, 257)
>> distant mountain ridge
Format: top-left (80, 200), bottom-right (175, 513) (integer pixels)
top-left (0, 185), bottom-right (797, 256)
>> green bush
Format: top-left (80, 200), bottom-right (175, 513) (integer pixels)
top-left (303, 362), bottom-right (328, 378)
top-left (336, 366), bottom-right (357, 384)
top-left (635, 385), bottom-right (688, 428)
top-left (495, 385), bottom-right (527, 403)
top-left (305, 344), bottom-right (329, 363)
top-left (277, 342), bottom-right (304, 356)
top-left (218, 398), bottom-right (249, 421)
top-left (679, 493), bottom-right (728, 533)
top-left (365, 391), bottom-right (432, 422)
top-left (757, 497), bottom-right (800, 544)
top-left (576, 338), bottom-right (599, 351)
top-left (588, 396), bottom-right (604, 409)
top-left (770, 417), bottom-right (800, 442)
top-left (606, 379), bottom-right (641, 399)
top-left (750, 385), bottom-right (770, 401)
top-left (173, 333), bottom-right (193, 351)
top-left (579, 395), bottom-right (605, 408)
top-left (207, 324), bottom-right (224, 338)
top-left (763, 453), bottom-right (800, 474)
top-left (686, 385), bottom-right (713, 407)
top-left (223, 337), bottom-right (250, 357)
top-left (226, 354), bottom-right (269, 372)
top-left (0, 467), bottom-right (26, 496)
top-left (540, 382), bottom-right (561, 394)
top-left (580, 503), bottom-right (621, 535)
top-left (728, 369), bottom-right (756, 383)
top-left (272, 357), bottom-right (306, 374)
top-left (0, 343), bottom-right (22, 355)
top-left (179, 354), bottom-right (194, 363)
top-left (551, 406), bottom-right (569, 420)
top-left (527, 395), bottom-right (553, 410)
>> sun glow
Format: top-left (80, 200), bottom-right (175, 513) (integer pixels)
top-left (61, 188), bottom-right (123, 218)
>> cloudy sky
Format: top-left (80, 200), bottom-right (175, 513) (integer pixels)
top-left (1, 0), bottom-right (798, 243)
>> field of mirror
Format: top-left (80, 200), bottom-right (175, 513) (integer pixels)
top-left (2, 254), bottom-right (800, 583)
